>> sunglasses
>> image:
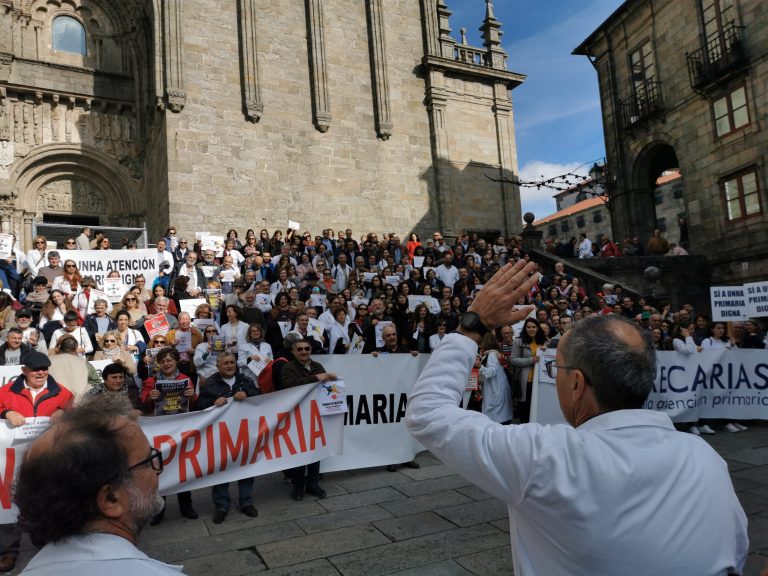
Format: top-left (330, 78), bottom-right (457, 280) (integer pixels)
top-left (65, 264), bottom-right (76, 268)
top-left (35, 241), bottom-right (45, 244)
top-left (125, 297), bottom-right (136, 301)
top-left (295, 347), bottom-right (312, 352)
top-left (154, 340), bottom-right (167, 344)
top-left (65, 241), bottom-right (75, 245)
top-left (103, 339), bottom-right (116, 343)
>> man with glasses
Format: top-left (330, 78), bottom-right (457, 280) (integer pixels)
top-left (0, 351), bottom-right (72, 572)
top-left (407, 260), bottom-right (748, 576)
top-left (13, 395), bottom-right (180, 574)
top-left (279, 338), bottom-right (336, 501)
top-left (173, 238), bottom-right (190, 264)
top-left (169, 251), bottom-right (205, 298)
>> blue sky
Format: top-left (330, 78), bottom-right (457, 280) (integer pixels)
top-left (449, 0), bottom-right (624, 218)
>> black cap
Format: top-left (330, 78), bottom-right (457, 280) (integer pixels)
top-left (16, 308), bottom-right (33, 318)
top-left (22, 351), bottom-right (51, 370)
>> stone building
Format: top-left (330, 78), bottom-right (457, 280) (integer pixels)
top-left (574, 0), bottom-right (767, 284)
top-left (0, 0), bottom-right (524, 250)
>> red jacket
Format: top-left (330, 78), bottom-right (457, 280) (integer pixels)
top-left (0, 375), bottom-right (73, 418)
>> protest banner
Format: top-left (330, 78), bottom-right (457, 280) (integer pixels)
top-left (744, 281), bottom-right (768, 317)
top-left (144, 314), bottom-right (170, 339)
top-left (710, 286), bottom-right (748, 321)
top-left (0, 383), bottom-right (345, 523)
top-left (413, 256), bottom-right (424, 268)
top-left (57, 249), bottom-right (159, 288)
top-left (319, 354), bottom-right (427, 473)
top-left (179, 298), bottom-right (207, 318)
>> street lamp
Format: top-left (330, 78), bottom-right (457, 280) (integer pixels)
top-left (589, 162), bottom-right (604, 183)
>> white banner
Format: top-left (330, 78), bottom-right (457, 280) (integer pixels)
top-left (0, 382), bottom-right (344, 523)
top-left (745, 281), bottom-right (768, 317)
top-left (57, 249), bottom-right (159, 289)
top-left (319, 354), bottom-right (428, 473)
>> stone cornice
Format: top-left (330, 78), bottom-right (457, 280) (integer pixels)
top-left (422, 55), bottom-right (525, 89)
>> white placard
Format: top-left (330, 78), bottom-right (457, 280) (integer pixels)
top-left (744, 281), bottom-right (768, 318)
top-left (309, 294), bottom-right (326, 310)
top-left (385, 275), bottom-right (400, 287)
top-left (201, 266), bottom-right (216, 279)
top-left (255, 293), bottom-right (273, 312)
top-left (277, 321), bottom-right (292, 338)
top-left (316, 380), bottom-right (347, 415)
top-left (173, 331), bottom-right (192, 353)
top-left (103, 277), bottom-right (126, 303)
top-left (308, 318), bottom-right (325, 340)
top-left (247, 358), bottom-right (267, 376)
top-left (413, 256), bottom-right (424, 268)
top-left (363, 272), bottom-right (377, 283)
top-left (14, 417), bottom-right (51, 442)
top-left (407, 295), bottom-right (431, 313)
top-left (179, 298), bottom-right (207, 318)
top-left (288, 220), bottom-right (301, 231)
top-left (710, 286), bottom-right (748, 321)
top-left (56, 249), bottom-right (159, 289)
top-left (200, 235), bottom-right (225, 257)
top-left (0, 234), bottom-right (14, 260)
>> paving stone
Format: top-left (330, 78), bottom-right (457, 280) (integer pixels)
top-left (455, 545), bottom-right (514, 575)
top-left (320, 486), bottom-right (406, 512)
top-left (140, 515), bottom-right (212, 546)
top-left (296, 504), bottom-right (394, 534)
top-left (330, 524), bottom-right (509, 576)
top-left (205, 500), bottom-right (326, 535)
top-left (743, 553), bottom-right (768, 576)
top-left (489, 518), bottom-right (510, 533)
top-left (373, 511), bottom-right (455, 541)
top-left (738, 491), bottom-right (768, 516)
top-left (260, 559), bottom-right (342, 576)
top-left (142, 520), bottom-right (303, 563)
top-left (398, 463), bottom-right (457, 481)
top-left (728, 447), bottom-right (768, 466)
top-left (435, 498), bottom-right (508, 527)
top-left (454, 484), bottom-right (495, 501)
top-left (725, 458), bottom-right (756, 473)
top-left (182, 549), bottom-right (265, 576)
top-left (381, 490), bottom-right (473, 517)
top-left (334, 469), bottom-right (415, 493)
top-left (748, 512), bottom-right (768, 552)
top-left (389, 560), bottom-right (473, 575)
top-left (732, 465), bottom-right (768, 491)
top-left (257, 525), bottom-right (391, 568)
top-left (394, 474), bottom-right (472, 497)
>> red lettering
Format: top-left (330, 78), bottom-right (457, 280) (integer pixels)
top-left (178, 430), bottom-right (203, 482)
top-left (0, 449), bottom-right (15, 509)
top-left (153, 434), bottom-right (177, 466)
top-left (219, 419), bottom-right (250, 470)
top-left (309, 400), bottom-right (326, 450)
top-left (250, 416), bottom-right (273, 463)
top-left (293, 405), bottom-right (307, 453)
top-left (205, 424), bottom-right (215, 476)
top-left (273, 412), bottom-right (297, 458)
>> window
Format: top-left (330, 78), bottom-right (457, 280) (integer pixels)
top-left (576, 215), bottom-right (586, 228)
top-left (701, 0), bottom-right (735, 47)
top-left (722, 168), bottom-right (761, 221)
top-left (672, 185), bottom-right (684, 199)
top-left (52, 16), bottom-right (86, 55)
top-left (629, 41), bottom-right (655, 92)
top-left (593, 211), bottom-right (603, 224)
top-left (657, 217), bottom-right (667, 232)
top-left (713, 86), bottom-right (749, 137)
top-left (548, 225), bottom-right (557, 237)
top-left (560, 220), bottom-right (569, 233)
top-left (654, 190), bottom-right (664, 205)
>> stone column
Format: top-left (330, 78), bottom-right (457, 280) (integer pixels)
top-left (239, 0), bottom-right (263, 123)
top-left (365, 0), bottom-right (392, 140)
top-left (22, 214), bottom-right (33, 250)
top-left (163, 0), bottom-right (185, 113)
top-left (425, 70), bottom-right (455, 234)
top-left (305, 0), bottom-right (332, 132)
top-left (492, 83), bottom-right (521, 235)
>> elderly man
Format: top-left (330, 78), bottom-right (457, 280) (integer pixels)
top-left (136, 297), bottom-right (179, 340)
top-left (37, 251), bottom-right (64, 287)
top-left (169, 251), bottom-right (206, 297)
top-left (279, 338), bottom-right (335, 501)
top-left (406, 260), bottom-right (748, 575)
top-left (166, 312), bottom-right (202, 374)
top-left (0, 351), bottom-right (73, 572)
top-left (14, 395), bottom-right (182, 575)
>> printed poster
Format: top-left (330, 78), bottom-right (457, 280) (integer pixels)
top-left (154, 378), bottom-right (190, 416)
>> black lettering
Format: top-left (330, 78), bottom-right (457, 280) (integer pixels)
top-left (755, 364), bottom-right (768, 390)
top-left (355, 395), bottom-right (371, 425)
top-left (372, 394), bottom-right (387, 424)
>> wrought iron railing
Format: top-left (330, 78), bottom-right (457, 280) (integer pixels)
top-left (686, 23), bottom-right (747, 90)
top-left (621, 79), bottom-right (663, 128)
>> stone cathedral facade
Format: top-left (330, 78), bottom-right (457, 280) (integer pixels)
top-left (0, 0), bottom-right (524, 249)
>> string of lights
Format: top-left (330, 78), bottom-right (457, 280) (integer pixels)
top-left (515, 158), bottom-right (606, 192)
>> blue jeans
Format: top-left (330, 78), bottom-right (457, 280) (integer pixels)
top-left (212, 478), bottom-right (254, 512)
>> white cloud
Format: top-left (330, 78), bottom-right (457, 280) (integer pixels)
top-left (517, 160), bottom-right (590, 219)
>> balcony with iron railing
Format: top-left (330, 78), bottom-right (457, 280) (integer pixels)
top-left (621, 78), bottom-right (663, 129)
top-left (686, 23), bottom-right (748, 92)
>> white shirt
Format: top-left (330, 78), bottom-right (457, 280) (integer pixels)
top-left (406, 334), bottom-right (748, 576)
top-left (237, 341), bottom-right (273, 381)
top-left (578, 237), bottom-right (592, 258)
top-left (20, 532), bottom-right (184, 575)
top-left (49, 327), bottom-right (93, 356)
top-left (435, 263), bottom-right (460, 289)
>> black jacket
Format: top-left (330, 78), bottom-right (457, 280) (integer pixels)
top-left (196, 372), bottom-right (260, 410)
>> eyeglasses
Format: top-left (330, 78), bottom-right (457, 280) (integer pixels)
top-left (129, 447), bottom-right (163, 474)
top-left (35, 241), bottom-right (45, 245)
top-left (180, 241), bottom-right (187, 244)
top-left (125, 297), bottom-right (136, 301)
top-left (544, 360), bottom-right (580, 380)
top-left (65, 241), bottom-right (76, 245)
top-left (205, 329), bottom-right (217, 334)
top-left (154, 339), bottom-right (167, 344)
top-left (103, 339), bottom-right (116, 343)
top-left (65, 264), bottom-right (76, 268)
top-left (295, 347), bottom-right (312, 352)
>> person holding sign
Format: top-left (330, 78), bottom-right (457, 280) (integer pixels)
top-left (0, 351), bottom-right (73, 572)
top-left (406, 260), bottom-right (748, 576)
top-left (238, 324), bottom-right (273, 382)
top-left (197, 352), bottom-right (260, 524)
top-left (193, 325), bottom-right (224, 387)
top-left (140, 347), bottom-right (198, 524)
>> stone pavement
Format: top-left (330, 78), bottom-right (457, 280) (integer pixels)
top-left (11, 422), bottom-right (768, 575)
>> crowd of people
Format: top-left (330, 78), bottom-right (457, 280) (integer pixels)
top-left (0, 223), bottom-right (762, 573)
top-left (547, 227), bottom-right (690, 259)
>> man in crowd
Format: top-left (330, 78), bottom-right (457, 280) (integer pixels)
top-left (6, 309), bottom-right (46, 353)
top-left (406, 260), bottom-right (748, 575)
top-left (37, 251), bottom-right (64, 287)
top-left (169, 251), bottom-right (206, 298)
top-left (166, 312), bottom-right (202, 375)
top-left (279, 338), bottom-right (335, 501)
top-left (435, 252), bottom-right (459, 291)
top-left (332, 253), bottom-right (352, 292)
top-left (136, 297), bottom-right (179, 341)
top-left (13, 395), bottom-right (183, 574)
top-left (0, 328), bottom-right (32, 366)
top-left (289, 312), bottom-right (324, 354)
top-left (0, 351), bottom-right (73, 572)
top-left (238, 289), bottom-right (267, 328)
top-left (48, 335), bottom-right (101, 402)
top-left (75, 226), bottom-right (91, 250)
top-left (578, 233), bottom-right (592, 259)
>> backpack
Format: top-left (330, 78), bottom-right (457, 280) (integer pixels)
top-left (257, 357), bottom-right (287, 393)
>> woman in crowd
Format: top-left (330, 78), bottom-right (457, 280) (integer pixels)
top-left (700, 321), bottom-right (748, 433)
top-left (141, 347), bottom-right (197, 523)
top-left (739, 319), bottom-right (766, 349)
top-left (287, 287), bottom-right (305, 316)
top-left (671, 323), bottom-right (715, 436)
top-left (366, 275), bottom-right (385, 301)
top-left (88, 362), bottom-right (140, 409)
top-left (93, 330), bottom-right (137, 375)
top-left (477, 332), bottom-right (513, 425)
top-left (406, 233), bottom-right (421, 264)
top-left (328, 308), bottom-right (351, 354)
top-left (269, 230), bottom-right (284, 255)
top-left (52, 259), bottom-right (82, 296)
top-left (238, 323), bottom-right (273, 381)
top-left (114, 309), bottom-right (145, 360)
top-left (193, 324), bottom-right (223, 387)
top-left (38, 289), bottom-right (75, 332)
top-left (137, 333), bottom-right (168, 380)
top-left (0, 292), bottom-right (15, 332)
top-left (429, 320), bottom-right (448, 351)
top-left (241, 234), bottom-right (259, 257)
top-left (510, 318), bottom-right (548, 424)
top-left (113, 291), bottom-right (145, 326)
top-left (410, 303), bottom-right (436, 353)
top-left (146, 284), bottom-right (179, 316)
top-left (257, 229), bottom-right (270, 253)
top-left (133, 274), bottom-right (152, 303)
top-left (25, 235), bottom-right (49, 277)
top-left (226, 229), bottom-right (242, 251)
top-left (692, 314), bottom-right (710, 346)
top-left (220, 304), bottom-right (248, 352)
top-left (63, 237), bottom-right (77, 250)
top-left (296, 253), bottom-right (314, 279)
top-left (270, 268), bottom-right (295, 295)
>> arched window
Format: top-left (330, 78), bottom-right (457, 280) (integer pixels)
top-left (52, 16), bottom-right (86, 55)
